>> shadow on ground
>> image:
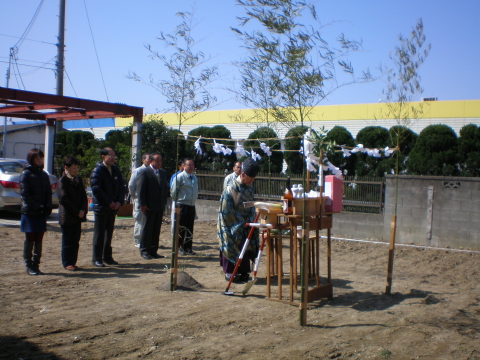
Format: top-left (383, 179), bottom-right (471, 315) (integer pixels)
top-left (0, 335), bottom-right (65, 360)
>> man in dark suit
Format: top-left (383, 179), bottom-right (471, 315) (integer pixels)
top-left (136, 153), bottom-right (169, 259)
top-left (90, 147), bottom-right (125, 267)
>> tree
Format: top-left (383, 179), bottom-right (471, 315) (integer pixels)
top-left (123, 117), bottom-right (185, 178)
top-left (407, 124), bottom-right (458, 176)
top-left (77, 145), bottom-right (102, 181)
top-left (114, 143), bottom-right (133, 183)
top-left (127, 10), bottom-right (219, 291)
top-left (127, 11), bottom-right (218, 127)
top-left (244, 127), bottom-right (284, 174)
top-left (458, 123), bottom-right (480, 177)
top-left (233, 1), bottom-right (374, 322)
top-left (377, 18), bottom-right (430, 295)
top-left (233, 0), bottom-right (372, 131)
top-left (54, 130), bottom-right (97, 178)
top-left (379, 18), bottom-right (431, 175)
top-left (104, 129), bottom-right (131, 148)
top-left (55, 130), bottom-right (95, 159)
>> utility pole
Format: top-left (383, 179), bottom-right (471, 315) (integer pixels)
top-left (46, 0), bottom-right (66, 174)
top-left (2, 47), bottom-right (14, 158)
top-left (56, 0), bottom-right (66, 111)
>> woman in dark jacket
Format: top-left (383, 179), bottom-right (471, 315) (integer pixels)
top-left (20, 148), bottom-right (53, 275)
top-left (58, 156), bottom-right (88, 271)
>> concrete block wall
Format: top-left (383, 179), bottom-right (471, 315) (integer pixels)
top-left (384, 175), bottom-right (480, 249)
top-left (165, 199), bottom-right (220, 222)
top-left (331, 212), bottom-right (384, 241)
top-left (190, 175), bottom-right (480, 250)
top-left (195, 199), bottom-right (221, 221)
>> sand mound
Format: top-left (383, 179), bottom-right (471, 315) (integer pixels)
top-left (157, 272), bottom-right (204, 291)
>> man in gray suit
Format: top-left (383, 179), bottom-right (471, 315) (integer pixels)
top-left (136, 153), bottom-right (169, 259)
top-left (129, 153), bottom-right (151, 248)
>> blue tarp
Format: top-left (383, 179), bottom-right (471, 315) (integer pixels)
top-left (62, 118), bottom-right (115, 129)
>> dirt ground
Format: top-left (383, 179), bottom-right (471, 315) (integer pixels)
top-left (1, 215), bottom-right (479, 360)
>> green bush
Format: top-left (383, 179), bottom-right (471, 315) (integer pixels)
top-left (186, 125), bottom-right (236, 171)
top-left (458, 123), bottom-right (480, 177)
top-left (355, 126), bottom-right (390, 176)
top-left (407, 124), bottom-right (458, 176)
top-left (244, 127), bottom-right (283, 173)
top-left (284, 125), bottom-right (308, 174)
top-left (325, 126), bottom-right (356, 176)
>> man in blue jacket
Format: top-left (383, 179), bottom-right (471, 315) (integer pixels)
top-left (170, 158), bottom-right (198, 255)
top-left (90, 147), bottom-right (125, 267)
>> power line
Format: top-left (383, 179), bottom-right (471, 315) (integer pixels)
top-left (0, 56), bottom-right (56, 65)
top-left (12, 58), bottom-right (26, 90)
top-left (14, 56), bottom-right (57, 76)
top-left (0, 60), bottom-right (56, 71)
top-left (83, 0), bottom-right (110, 102)
top-left (0, 33), bottom-right (56, 46)
top-left (14, 0), bottom-right (46, 49)
top-left (64, 68), bottom-right (78, 97)
top-left (64, 68), bottom-right (94, 130)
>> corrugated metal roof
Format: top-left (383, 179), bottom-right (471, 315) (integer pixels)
top-left (0, 123), bottom-right (44, 135)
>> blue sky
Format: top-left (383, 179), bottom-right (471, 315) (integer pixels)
top-left (1, 0), bottom-right (479, 116)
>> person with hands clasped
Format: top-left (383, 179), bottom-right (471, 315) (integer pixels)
top-left (58, 156), bottom-right (88, 271)
top-left (90, 147), bottom-right (125, 267)
top-left (136, 153), bottom-right (168, 260)
top-left (19, 148), bottom-right (53, 276)
top-left (170, 158), bottom-right (198, 255)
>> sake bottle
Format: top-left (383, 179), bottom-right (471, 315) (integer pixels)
top-left (282, 176), bottom-right (293, 214)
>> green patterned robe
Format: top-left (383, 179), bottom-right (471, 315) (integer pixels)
top-left (217, 178), bottom-right (259, 264)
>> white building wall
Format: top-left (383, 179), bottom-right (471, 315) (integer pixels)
top-left (0, 127), bottom-right (45, 159)
top-left (175, 117), bottom-right (480, 140)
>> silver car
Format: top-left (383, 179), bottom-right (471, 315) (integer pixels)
top-left (0, 158), bottom-right (59, 212)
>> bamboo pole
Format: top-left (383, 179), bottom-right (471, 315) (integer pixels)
top-left (300, 222), bottom-right (310, 326)
top-left (385, 214), bottom-right (396, 294)
top-left (385, 148), bottom-right (400, 295)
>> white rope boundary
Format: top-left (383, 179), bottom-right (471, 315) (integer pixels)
top-left (320, 235), bottom-right (480, 254)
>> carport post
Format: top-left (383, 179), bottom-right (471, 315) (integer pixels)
top-left (131, 116), bottom-right (143, 171)
top-left (44, 119), bottom-right (55, 174)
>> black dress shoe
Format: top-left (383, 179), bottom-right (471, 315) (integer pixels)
top-left (93, 261), bottom-right (105, 267)
top-left (185, 249), bottom-right (196, 256)
top-left (141, 253), bottom-right (153, 260)
top-left (150, 253), bottom-right (165, 259)
top-left (104, 259), bottom-right (119, 265)
top-left (26, 267), bottom-right (39, 275)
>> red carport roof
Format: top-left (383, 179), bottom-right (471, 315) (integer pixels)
top-left (0, 87), bottom-right (143, 122)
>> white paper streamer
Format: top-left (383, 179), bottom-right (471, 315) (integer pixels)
top-left (235, 140), bottom-right (247, 157)
top-left (384, 147), bottom-right (394, 157)
top-left (194, 137), bottom-right (203, 155)
top-left (341, 145), bottom-right (351, 157)
top-left (259, 141), bottom-right (272, 156)
top-left (250, 148), bottom-right (261, 161)
top-left (212, 139), bottom-right (232, 156)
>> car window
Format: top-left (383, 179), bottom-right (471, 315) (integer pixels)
top-left (0, 162), bottom-right (24, 174)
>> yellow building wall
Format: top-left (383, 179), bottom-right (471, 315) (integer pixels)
top-left (115, 100), bottom-right (480, 127)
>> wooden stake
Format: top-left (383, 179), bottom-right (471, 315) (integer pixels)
top-left (300, 222), bottom-right (310, 326)
top-left (385, 215), bottom-right (396, 295)
top-left (306, 168), bottom-right (310, 193)
top-left (172, 204), bottom-right (180, 290)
